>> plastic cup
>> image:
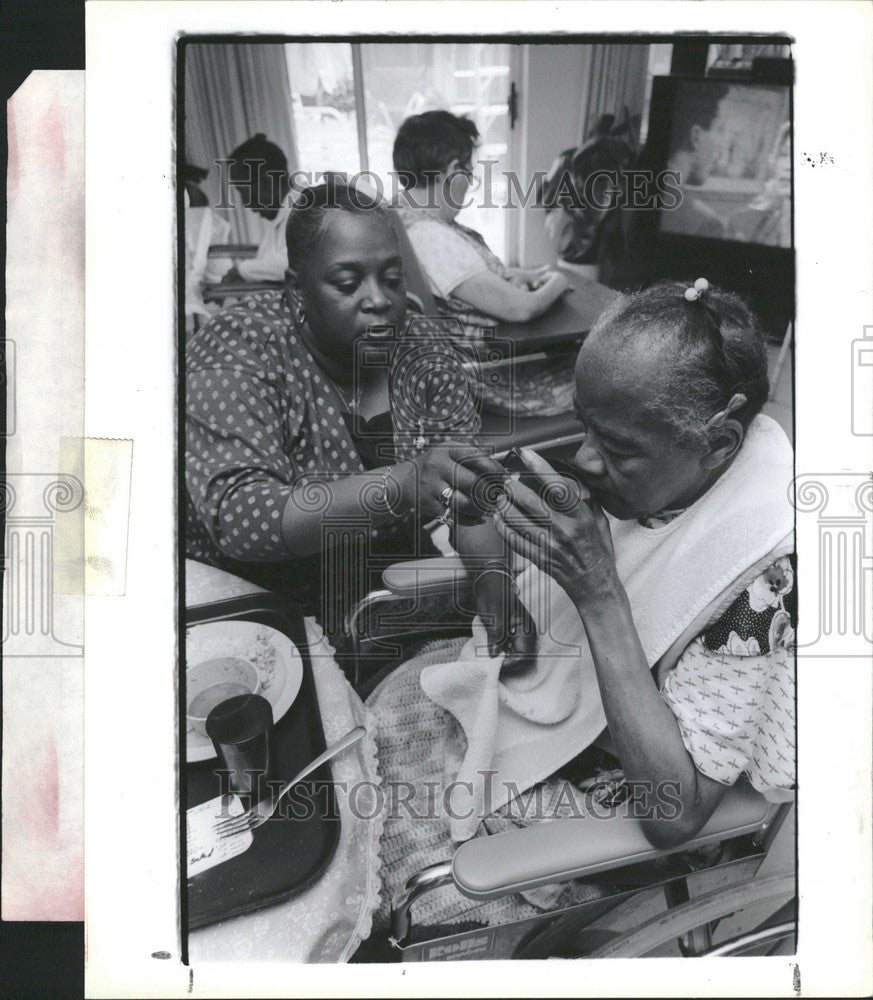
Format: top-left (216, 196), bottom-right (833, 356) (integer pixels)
top-left (205, 693), bottom-right (273, 800)
top-left (186, 656), bottom-right (260, 738)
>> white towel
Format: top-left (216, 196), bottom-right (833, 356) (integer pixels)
top-left (421, 565), bottom-right (604, 842)
top-left (419, 415), bottom-right (795, 843)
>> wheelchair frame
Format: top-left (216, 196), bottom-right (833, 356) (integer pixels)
top-left (334, 285), bottom-right (797, 959)
top-left (346, 555), bottom-right (796, 963)
top-left (386, 795), bottom-right (795, 961)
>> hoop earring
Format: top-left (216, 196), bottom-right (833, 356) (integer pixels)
top-left (289, 293), bottom-right (305, 325)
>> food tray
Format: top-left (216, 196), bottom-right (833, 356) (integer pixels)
top-left (185, 594), bottom-right (340, 930)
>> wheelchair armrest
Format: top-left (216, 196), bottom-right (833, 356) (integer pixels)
top-left (380, 553), bottom-right (533, 598)
top-left (451, 781), bottom-right (773, 901)
top-left (381, 556), bottom-right (470, 597)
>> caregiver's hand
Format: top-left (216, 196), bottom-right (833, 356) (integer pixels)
top-left (493, 450), bottom-right (619, 609)
top-left (396, 445), bottom-right (505, 523)
top-left (473, 568), bottom-right (537, 674)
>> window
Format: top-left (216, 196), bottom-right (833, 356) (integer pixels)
top-left (285, 43), bottom-right (360, 174)
top-left (285, 42), bottom-right (516, 258)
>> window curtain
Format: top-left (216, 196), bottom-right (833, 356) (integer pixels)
top-left (577, 44), bottom-right (650, 144)
top-left (184, 43), bottom-right (299, 244)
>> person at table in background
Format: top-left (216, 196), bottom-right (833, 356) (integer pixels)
top-left (392, 110), bottom-right (577, 417)
top-left (183, 161), bottom-right (210, 207)
top-left (184, 162), bottom-right (232, 333)
top-left (186, 179), bottom-right (534, 666)
top-left (362, 278), bottom-right (795, 947)
top-left (222, 133), bottom-right (297, 282)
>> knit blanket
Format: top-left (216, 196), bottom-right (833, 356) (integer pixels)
top-left (366, 639), bottom-right (605, 937)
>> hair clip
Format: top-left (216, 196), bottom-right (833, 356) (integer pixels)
top-left (705, 392), bottom-right (748, 430)
top-left (684, 277), bottom-right (710, 302)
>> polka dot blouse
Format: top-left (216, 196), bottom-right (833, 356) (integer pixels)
top-left (185, 290), bottom-right (482, 580)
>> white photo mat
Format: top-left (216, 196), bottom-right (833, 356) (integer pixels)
top-left (82, 2), bottom-right (872, 997)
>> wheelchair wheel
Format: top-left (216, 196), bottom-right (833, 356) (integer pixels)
top-left (586, 873), bottom-right (796, 958)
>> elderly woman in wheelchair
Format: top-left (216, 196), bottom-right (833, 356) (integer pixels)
top-left (355, 278), bottom-right (796, 960)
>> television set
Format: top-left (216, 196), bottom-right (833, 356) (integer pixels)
top-left (635, 75), bottom-right (794, 338)
top-left (660, 78), bottom-right (790, 247)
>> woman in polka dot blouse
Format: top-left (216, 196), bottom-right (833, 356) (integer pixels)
top-left (186, 181), bottom-right (534, 664)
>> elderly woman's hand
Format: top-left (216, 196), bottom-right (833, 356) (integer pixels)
top-left (493, 450), bottom-right (620, 610)
top-left (472, 567), bottom-right (537, 674)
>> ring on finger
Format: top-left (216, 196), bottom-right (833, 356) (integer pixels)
top-left (439, 485), bottom-right (455, 508)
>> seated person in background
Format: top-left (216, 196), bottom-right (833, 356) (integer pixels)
top-left (224, 133), bottom-right (296, 282)
top-left (363, 279), bottom-right (795, 946)
top-left (541, 110), bottom-right (639, 287)
top-left (392, 110), bottom-right (577, 417)
top-left (186, 180), bottom-right (534, 666)
top-left (184, 163), bottom-right (232, 331)
top-left (183, 161), bottom-right (211, 207)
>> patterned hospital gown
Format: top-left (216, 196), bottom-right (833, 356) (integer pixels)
top-left (660, 552), bottom-right (796, 798)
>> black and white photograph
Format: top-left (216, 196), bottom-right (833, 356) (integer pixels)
top-left (3, 2), bottom-right (870, 998)
top-left (180, 34), bottom-right (799, 965)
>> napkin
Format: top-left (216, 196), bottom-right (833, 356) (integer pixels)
top-left (420, 563), bottom-right (607, 842)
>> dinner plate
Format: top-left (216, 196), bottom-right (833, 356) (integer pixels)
top-left (185, 620), bottom-right (303, 763)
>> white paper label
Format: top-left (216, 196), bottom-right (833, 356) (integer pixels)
top-left (187, 795), bottom-right (253, 877)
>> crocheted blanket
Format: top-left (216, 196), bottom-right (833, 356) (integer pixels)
top-left (366, 639), bottom-right (607, 938)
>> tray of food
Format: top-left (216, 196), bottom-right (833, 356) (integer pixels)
top-left (184, 594), bottom-right (340, 930)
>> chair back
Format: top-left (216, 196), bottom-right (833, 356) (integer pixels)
top-left (384, 206), bottom-right (439, 316)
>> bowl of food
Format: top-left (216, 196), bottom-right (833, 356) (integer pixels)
top-left (186, 656), bottom-right (261, 737)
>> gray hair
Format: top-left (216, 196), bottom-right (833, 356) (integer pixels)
top-left (584, 280), bottom-right (770, 449)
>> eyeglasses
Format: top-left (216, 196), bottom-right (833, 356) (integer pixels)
top-left (451, 162), bottom-right (481, 191)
